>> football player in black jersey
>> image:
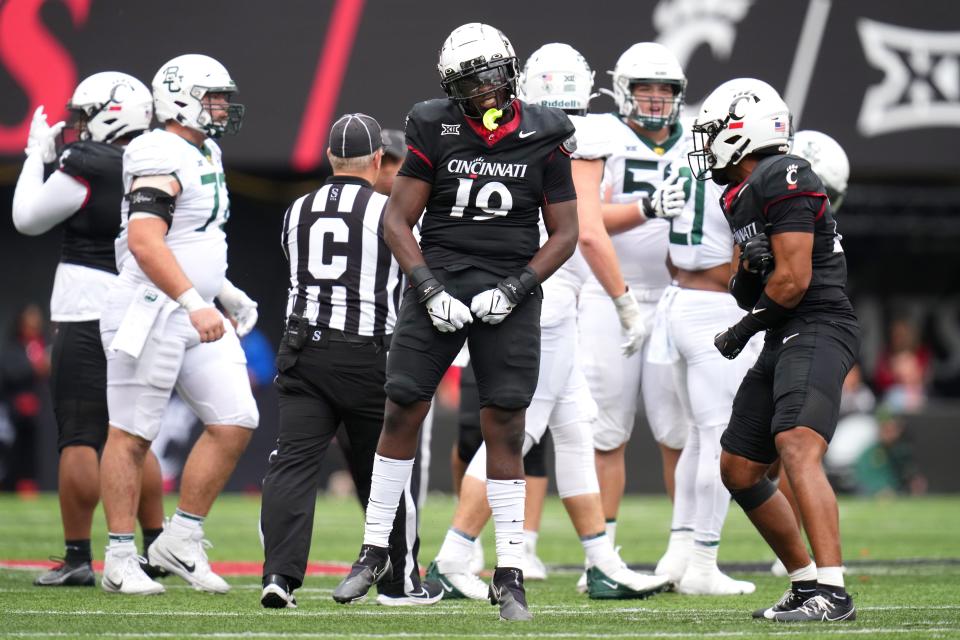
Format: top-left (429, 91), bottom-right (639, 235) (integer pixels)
top-left (333, 23), bottom-right (579, 621)
top-left (688, 79), bottom-right (859, 622)
top-left (11, 72), bottom-right (165, 586)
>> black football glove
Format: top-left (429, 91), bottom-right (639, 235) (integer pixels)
top-left (714, 324), bottom-right (752, 360)
top-left (740, 232), bottom-right (774, 276)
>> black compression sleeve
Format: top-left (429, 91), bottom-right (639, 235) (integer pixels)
top-left (729, 267), bottom-right (765, 311)
top-left (126, 187), bottom-right (175, 226)
top-left (732, 291), bottom-right (792, 338)
top-left (408, 265), bottom-right (444, 303)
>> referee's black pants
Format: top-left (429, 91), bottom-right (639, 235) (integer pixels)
top-left (261, 335), bottom-right (421, 595)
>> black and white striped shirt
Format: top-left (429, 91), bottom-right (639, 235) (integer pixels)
top-left (282, 175), bottom-right (402, 336)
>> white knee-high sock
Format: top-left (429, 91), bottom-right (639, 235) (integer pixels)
top-left (694, 424), bottom-right (730, 544)
top-left (363, 455), bottom-right (414, 548)
top-left (488, 479), bottom-right (525, 568)
top-left (671, 426), bottom-right (699, 531)
top-left (435, 527), bottom-right (476, 563)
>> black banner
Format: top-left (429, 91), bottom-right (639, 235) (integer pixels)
top-left (1, 0), bottom-right (958, 176)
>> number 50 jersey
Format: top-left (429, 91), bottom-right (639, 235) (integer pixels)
top-left (116, 129), bottom-right (230, 301)
top-left (399, 99), bottom-right (577, 277)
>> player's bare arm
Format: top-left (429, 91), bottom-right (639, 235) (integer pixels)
top-left (765, 232), bottom-right (813, 308)
top-left (572, 158), bottom-right (627, 297)
top-left (382, 176), bottom-right (431, 275)
top-left (531, 197), bottom-right (578, 282)
top-left (126, 174), bottom-right (224, 343)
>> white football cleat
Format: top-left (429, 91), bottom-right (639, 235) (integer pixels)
top-left (425, 558), bottom-right (488, 600)
top-left (101, 546), bottom-right (165, 595)
top-left (770, 558), bottom-right (788, 577)
top-left (521, 540), bottom-right (547, 581)
top-left (655, 547), bottom-right (691, 587)
top-left (576, 568), bottom-right (588, 593)
top-left (677, 567), bottom-right (756, 595)
top-left (148, 529), bottom-right (230, 594)
top-left (468, 537), bottom-right (484, 575)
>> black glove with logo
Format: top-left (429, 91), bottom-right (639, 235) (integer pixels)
top-left (740, 232), bottom-right (774, 276)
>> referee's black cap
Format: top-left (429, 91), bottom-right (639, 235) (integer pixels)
top-left (329, 113), bottom-right (383, 158)
top-left (380, 129), bottom-right (407, 160)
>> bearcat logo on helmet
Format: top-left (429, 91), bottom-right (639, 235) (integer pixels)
top-left (446, 157), bottom-right (528, 178)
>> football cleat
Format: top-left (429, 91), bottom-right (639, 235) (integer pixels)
top-left (586, 565), bottom-right (670, 600)
top-left (140, 548), bottom-right (170, 580)
top-left (375, 580), bottom-right (444, 606)
top-left (655, 547), bottom-right (691, 589)
top-left (575, 569), bottom-right (588, 593)
top-left (488, 567), bottom-right (532, 621)
top-left (771, 591), bottom-right (856, 622)
top-left (101, 547), bottom-right (165, 595)
top-left (425, 559), bottom-right (488, 600)
top-left (468, 537), bottom-right (485, 574)
top-left (332, 544), bottom-right (392, 604)
top-left (677, 567), bottom-right (755, 596)
top-left (148, 529), bottom-right (230, 594)
top-left (33, 558), bottom-right (95, 587)
top-left (261, 574), bottom-right (297, 609)
top-left (521, 543), bottom-right (547, 581)
top-left (753, 586), bottom-right (820, 619)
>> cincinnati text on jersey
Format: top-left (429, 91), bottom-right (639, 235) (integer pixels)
top-left (732, 221), bottom-right (760, 245)
top-left (446, 157), bottom-right (529, 179)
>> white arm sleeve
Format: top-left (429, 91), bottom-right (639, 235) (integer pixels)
top-left (12, 154), bottom-right (89, 236)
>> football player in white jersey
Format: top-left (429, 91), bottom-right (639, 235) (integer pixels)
top-left (427, 43), bottom-right (670, 602)
top-left (574, 43), bottom-right (692, 570)
top-left (98, 54), bottom-right (259, 595)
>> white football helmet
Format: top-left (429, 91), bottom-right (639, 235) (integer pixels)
top-left (437, 23), bottom-right (519, 118)
top-left (67, 72), bottom-right (152, 143)
top-left (792, 130), bottom-right (850, 211)
top-left (688, 78), bottom-right (791, 183)
top-left (520, 43), bottom-right (594, 115)
top-left (152, 54), bottom-right (244, 138)
top-left (607, 42), bottom-right (686, 130)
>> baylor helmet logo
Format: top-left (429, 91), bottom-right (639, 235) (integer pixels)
top-left (162, 66), bottom-right (181, 93)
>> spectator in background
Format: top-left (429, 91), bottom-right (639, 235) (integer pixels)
top-left (0, 304), bottom-right (49, 493)
top-left (873, 318), bottom-right (931, 410)
top-left (852, 407), bottom-right (927, 496)
top-left (373, 129), bottom-right (406, 196)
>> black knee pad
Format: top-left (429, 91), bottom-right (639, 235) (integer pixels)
top-left (384, 374), bottom-right (426, 406)
top-left (483, 389), bottom-right (533, 411)
top-left (730, 477), bottom-right (777, 512)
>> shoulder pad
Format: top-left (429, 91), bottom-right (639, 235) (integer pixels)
top-left (58, 140), bottom-right (122, 178)
top-left (522, 103), bottom-right (576, 146)
top-left (569, 114), bottom-right (611, 160)
top-left (560, 135), bottom-right (577, 156)
top-left (408, 99), bottom-right (456, 126)
top-left (123, 130), bottom-right (182, 177)
top-left (752, 154), bottom-right (825, 202)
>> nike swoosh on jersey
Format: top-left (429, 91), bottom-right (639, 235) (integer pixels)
top-left (751, 306), bottom-right (765, 315)
top-left (518, 130), bottom-right (536, 138)
top-left (782, 333), bottom-right (800, 344)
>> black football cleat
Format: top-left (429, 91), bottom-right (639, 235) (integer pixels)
top-left (488, 567), bottom-right (532, 621)
top-left (771, 590), bottom-right (856, 622)
top-left (140, 549), bottom-right (171, 580)
top-left (332, 544), bottom-right (392, 604)
top-left (753, 586), bottom-right (818, 619)
top-left (33, 558), bottom-right (95, 587)
top-left (261, 574), bottom-right (297, 609)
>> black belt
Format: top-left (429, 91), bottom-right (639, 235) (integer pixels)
top-left (284, 314), bottom-right (390, 350)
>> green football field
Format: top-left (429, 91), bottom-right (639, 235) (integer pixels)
top-left (1, 493), bottom-right (959, 639)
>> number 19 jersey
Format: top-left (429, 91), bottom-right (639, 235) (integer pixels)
top-left (398, 99), bottom-right (576, 277)
top-left (117, 129), bottom-right (230, 301)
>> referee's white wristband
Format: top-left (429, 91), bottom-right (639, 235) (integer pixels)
top-left (177, 288), bottom-right (208, 313)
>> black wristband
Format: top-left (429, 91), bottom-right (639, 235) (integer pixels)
top-left (408, 265), bottom-right (444, 303)
top-left (126, 187), bottom-right (176, 225)
top-left (733, 291), bottom-right (793, 338)
top-left (497, 266), bottom-right (539, 305)
top-left (729, 267), bottom-right (764, 311)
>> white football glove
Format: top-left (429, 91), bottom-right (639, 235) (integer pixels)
top-left (218, 279), bottom-right (259, 337)
top-left (642, 177), bottom-right (688, 220)
top-left (25, 106), bottom-right (65, 164)
top-left (425, 290), bottom-right (473, 332)
top-left (470, 288), bottom-right (516, 325)
top-left (613, 289), bottom-right (648, 356)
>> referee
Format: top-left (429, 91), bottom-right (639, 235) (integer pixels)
top-left (260, 113), bottom-right (441, 609)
